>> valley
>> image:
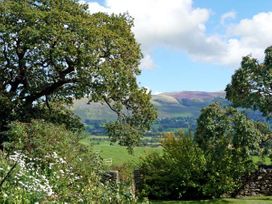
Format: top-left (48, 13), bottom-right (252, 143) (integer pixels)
top-left (73, 91), bottom-right (271, 136)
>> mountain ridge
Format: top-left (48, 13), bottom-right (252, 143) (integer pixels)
top-left (72, 91), bottom-right (226, 120)
top-left (72, 91), bottom-right (230, 134)
top-left (72, 90), bottom-right (271, 134)
top-left (159, 91), bottom-right (225, 100)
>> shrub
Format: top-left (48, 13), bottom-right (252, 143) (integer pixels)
top-left (0, 120), bottom-right (136, 203)
top-left (139, 131), bottom-right (206, 200)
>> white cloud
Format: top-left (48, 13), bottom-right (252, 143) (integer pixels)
top-left (84, 0), bottom-right (217, 68)
top-left (152, 91), bottom-right (163, 95)
top-left (140, 54), bottom-right (155, 70)
top-left (220, 11), bottom-right (236, 25)
top-left (186, 12), bottom-right (272, 66)
top-left (220, 12), bottom-right (272, 65)
top-left (83, 1), bottom-right (272, 68)
top-left (230, 12), bottom-right (272, 48)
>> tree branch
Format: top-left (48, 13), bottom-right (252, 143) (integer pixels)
top-left (9, 38), bottom-right (27, 93)
top-left (102, 96), bottom-right (124, 119)
top-left (0, 160), bottom-right (18, 189)
top-left (24, 78), bottom-right (78, 106)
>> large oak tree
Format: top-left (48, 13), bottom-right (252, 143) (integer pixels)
top-left (0, 0), bottom-right (157, 148)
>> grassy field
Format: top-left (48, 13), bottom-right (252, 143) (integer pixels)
top-left (151, 196), bottom-right (272, 203)
top-left (252, 156), bottom-right (271, 165)
top-left (81, 136), bottom-right (272, 203)
top-left (80, 137), bottom-right (162, 165)
top-left (80, 136), bottom-right (271, 166)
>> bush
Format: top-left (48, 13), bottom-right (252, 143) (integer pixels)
top-left (139, 131), bottom-right (206, 200)
top-left (0, 120), bottom-right (136, 203)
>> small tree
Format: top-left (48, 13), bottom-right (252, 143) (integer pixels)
top-left (140, 131), bottom-right (206, 200)
top-left (195, 103), bottom-right (268, 197)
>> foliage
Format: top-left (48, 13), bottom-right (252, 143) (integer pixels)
top-left (195, 103), bottom-right (268, 197)
top-left (195, 103), bottom-right (265, 153)
top-left (140, 104), bottom-right (269, 200)
top-left (140, 131), bottom-right (206, 200)
top-left (0, 120), bottom-right (136, 203)
top-left (31, 102), bottom-right (84, 132)
top-left (225, 46), bottom-right (272, 118)
top-left (0, 0), bottom-right (156, 147)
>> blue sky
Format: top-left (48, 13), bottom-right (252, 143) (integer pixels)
top-left (84, 0), bottom-right (272, 93)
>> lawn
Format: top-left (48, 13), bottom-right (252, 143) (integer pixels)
top-left (80, 137), bottom-right (162, 165)
top-left (151, 196), bottom-right (272, 204)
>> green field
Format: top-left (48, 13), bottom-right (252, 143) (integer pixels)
top-left (151, 196), bottom-right (272, 203)
top-left (80, 137), bottom-right (162, 165)
top-left (81, 137), bottom-right (271, 166)
top-left (252, 156), bottom-right (271, 165)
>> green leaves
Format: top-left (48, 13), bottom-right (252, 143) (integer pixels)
top-left (140, 131), bottom-right (206, 200)
top-left (195, 103), bottom-right (264, 154)
top-left (1, 120), bottom-right (136, 203)
top-left (226, 46), bottom-right (272, 118)
top-left (195, 103), bottom-right (268, 197)
top-left (0, 0), bottom-right (156, 146)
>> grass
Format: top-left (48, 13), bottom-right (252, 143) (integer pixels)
top-left (81, 136), bottom-right (272, 166)
top-left (252, 156), bottom-right (271, 165)
top-left (80, 137), bottom-right (162, 165)
top-left (151, 196), bottom-right (272, 204)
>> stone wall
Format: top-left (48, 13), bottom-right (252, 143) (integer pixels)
top-left (101, 170), bottom-right (120, 184)
top-left (133, 169), bottom-right (143, 196)
top-left (236, 166), bottom-right (272, 197)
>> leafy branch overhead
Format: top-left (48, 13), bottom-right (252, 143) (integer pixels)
top-left (0, 0), bottom-right (157, 147)
top-left (226, 46), bottom-right (272, 118)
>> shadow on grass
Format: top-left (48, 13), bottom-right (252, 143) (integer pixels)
top-left (150, 199), bottom-right (230, 204)
top-left (150, 196), bottom-right (272, 204)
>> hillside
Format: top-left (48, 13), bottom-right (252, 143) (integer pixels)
top-left (72, 91), bottom-right (232, 134)
top-left (72, 91), bottom-right (271, 134)
top-left (72, 91), bottom-right (225, 121)
top-left (153, 91), bottom-right (225, 118)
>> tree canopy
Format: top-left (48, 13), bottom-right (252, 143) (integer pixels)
top-left (0, 0), bottom-right (157, 147)
top-left (225, 46), bottom-right (272, 118)
top-left (195, 103), bottom-right (269, 197)
top-left (195, 103), bottom-right (268, 154)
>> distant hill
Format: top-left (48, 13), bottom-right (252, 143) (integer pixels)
top-left (72, 91), bottom-right (225, 121)
top-left (72, 91), bottom-right (271, 135)
top-left (166, 91), bottom-right (225, 100)
top-left (72, 91), bottom-right (235, 134)
top-left (153, 91), bottom-right (225, 118)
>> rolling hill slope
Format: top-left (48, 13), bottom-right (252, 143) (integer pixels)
top-left (72, 91), bottom-right (271, 134)
top-left (72, 91), bottom-right (232, 134)
top-left (72, 91), bottom-right (225, 120)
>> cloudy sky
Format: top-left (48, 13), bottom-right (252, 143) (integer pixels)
top-left (84, 0), bottom-right (272, 93)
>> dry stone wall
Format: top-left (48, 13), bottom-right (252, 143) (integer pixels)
top-left (237, 166), bottom-right (272, 197)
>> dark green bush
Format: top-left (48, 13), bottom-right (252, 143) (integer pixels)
top-left (195, 103), bottom-right (266, 197)
top-left (139, 131), bottom-right (206, 200)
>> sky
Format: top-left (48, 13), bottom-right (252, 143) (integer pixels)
top-left (83, 0), bottom-right (272, 93)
